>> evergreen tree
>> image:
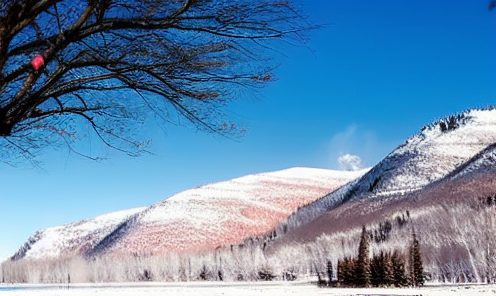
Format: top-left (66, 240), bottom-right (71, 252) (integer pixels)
top-left (371, 251), bottom-right (394, 287)
top-left (383, 252), bottom-right (394, 287)
top-left (371, 252), bottom-right (384, 287)
top-left (342, 257), bottom-right (352, 286)
top-left (338, 257), bottom-right (355, 287)
top-left (316, 270), bottom-right (326, 286)
top-left (409, 230), bottom-right (424, 287)
top-left (337, 259), bottom-right (344, 286)
top-left (391, 251), bottom-right (408, 287)
top-left (355, 226), bottom-right (371, 287)
top-left (326, 260), bottom-right (333, 284)
top-left (336, 259), bottom-right (343, 286)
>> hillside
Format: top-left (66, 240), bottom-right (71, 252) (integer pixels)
top-left (272, 142), bottom-right (496, 245)
top-left (5, 108), bottom-right (495, 284)
top-left (265, 109), bottom-right (496, 283)
top-left (349, 108), bottom-right (496, 199)
top-left (276, 108), bottom-right (496, 235)
top-left (13, 167), bottom-right (366, 260)
top-left (269, 145), bottom-right (496, 282)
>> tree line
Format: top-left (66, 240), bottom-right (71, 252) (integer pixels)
top-left (318, 226), bottom-right (424, 288)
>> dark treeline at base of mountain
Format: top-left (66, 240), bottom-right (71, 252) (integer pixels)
top-left (316, 226), bottom-right (424, 288)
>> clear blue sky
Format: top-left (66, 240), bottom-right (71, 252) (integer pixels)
top-left (1, 0), bottom-right (495, 260)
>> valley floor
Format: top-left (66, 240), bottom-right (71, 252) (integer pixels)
top-left (1, 282), bottom-right (495, 296)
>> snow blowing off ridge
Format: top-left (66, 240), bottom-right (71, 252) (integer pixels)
top-left (338, 154), bottom-right (364, 171)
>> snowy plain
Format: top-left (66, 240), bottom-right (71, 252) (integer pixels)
top-left (1, 282), bottom-right (496, 296)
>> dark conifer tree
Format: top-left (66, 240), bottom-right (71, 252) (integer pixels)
top-left (342, 257), bottom-right (352, 286)
top-left (336, 259), bottom-right (343, 286)
top-left (371, 251), bottom-right (395, 287)
top-left (371, 252), bottom-right (385, 287)
top-left (383, 252), bottom-right (394, 287)
top-left (338, 257), bottom-right (355, 286)
top-left (316, 271), bottom-right (326, 286)
top-left (391, 250), bottom-right (408, 287)
top-left (409, 230), bottom-right (424, 287)
top-left (355, 226), bottom-right (371, 287)
top-left (337, 259), bottom-right (344, 286)
top-left (326, 260), bottom-right (333, 284)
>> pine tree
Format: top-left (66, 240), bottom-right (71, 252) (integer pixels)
top-left (355, 226), bottom-right (371, 287)
top-left (391, 251), bottom-right (408, 287)
top-left (337, 259), bottom-right (343, 286)
top-left (409, 230), bottom-right (424, 287)
top-left (383, 252), bottom-right (394, 287)
top-left (342, 257), bottom-right (353, 286)
top-left (371, 252), bottom-right (384, 287)
top-left (338, 257), bottom-right (355, 287)
top-left (326, 260), bottom-right (333, 284)
top-left (316, 270), bottom-right (326, 286)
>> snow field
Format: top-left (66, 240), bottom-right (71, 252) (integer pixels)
top-left (1, 282), bottom-right (495, 296)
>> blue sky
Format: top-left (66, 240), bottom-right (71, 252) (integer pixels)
top-left (1, 0), bottom-right (495, 260)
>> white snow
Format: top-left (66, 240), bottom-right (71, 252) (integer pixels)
top-left (24, 207), bottom-right (146, 259)
top-left (17, 167), bottom-right (366, 258)
top-left (142, 167), bottom-right (366, 224)
top-left (1, 282), bottom-right (495, 296)
top-left (278, 108), bottom-right (496, 233)
top-left (352, 108), bottom-right (496, 198)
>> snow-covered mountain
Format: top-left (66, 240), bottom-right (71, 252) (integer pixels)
top-left (6, 108), bottom-right (496, 284)
top-left (265, 144), bottom-right (496, 282)
top-left (277, 107), bottom-right (496, 237)
top-left (11, 207), bottom-right (146, 260)
top-left (13, 167), bottom-right (365, 260)
top-left (345, 108), bottom-right (496, 200)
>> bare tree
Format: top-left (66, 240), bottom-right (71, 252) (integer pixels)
top-left (0, 0), bottom-right (313, 164)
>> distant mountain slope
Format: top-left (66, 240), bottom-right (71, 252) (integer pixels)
top-left (266, 144), bottom-right (496, 284)
top-left (349, 108), bottom-right (496, 200)
top-left (11, 207), bottom-right (146, 260)
top-left (15, 167), bottom-right (365, 259)
top-left (446, 142), bottom-right (496, 179)
top-left (276, 108), bottom-right (496, 237)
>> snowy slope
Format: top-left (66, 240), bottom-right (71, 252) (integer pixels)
top-left (446, 143), bottom-right (496, 179)
top-left (13, 207), bottom-right (146, 260)
top-left (87, 168), bottom-right (365, 256)
top-left (15, 167), bottom-right (365, 259)
top-left (350, 108), bottom-right (496, 199)
top-left (278, 108), bottom-right (496, 234)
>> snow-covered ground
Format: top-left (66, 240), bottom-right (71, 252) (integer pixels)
top-left (1, 282), bottom-right (495, 296)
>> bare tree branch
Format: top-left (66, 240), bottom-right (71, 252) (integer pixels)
top-left (0, 0), bottom-right (315, 164)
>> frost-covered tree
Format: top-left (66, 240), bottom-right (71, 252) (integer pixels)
top-left (0, 0), bottom-right (313, 164)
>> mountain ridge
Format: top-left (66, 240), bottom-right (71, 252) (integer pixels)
top-left (13, 167), bottom-right (365, 260)
top-left (4, 107), bottom-right (496, 284)
top-left (273, 107), bottom-right (496, 239)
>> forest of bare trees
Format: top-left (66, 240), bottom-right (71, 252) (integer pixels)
top-left (2, 190), bottom-right (494, 284)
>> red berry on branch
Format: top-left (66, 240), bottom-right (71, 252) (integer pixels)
top-left (31, 55), bottom-right (44, 71)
